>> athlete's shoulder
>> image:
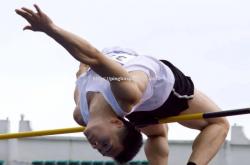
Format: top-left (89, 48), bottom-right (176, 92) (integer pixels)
top-left (101, 46), bottom-right (139, 65)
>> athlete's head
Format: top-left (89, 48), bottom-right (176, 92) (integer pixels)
top-left (79, 90), bottom-right (143, 163)
top-left (114, 117), bottom-right (143, 163)
top-left (84, 116), bottom-right (143, 163)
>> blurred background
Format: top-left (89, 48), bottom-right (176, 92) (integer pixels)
top-left (0, 0), bottom-right (250, 140)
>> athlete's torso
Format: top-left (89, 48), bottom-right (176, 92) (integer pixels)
top-left (76, 47), bottom-right (175, 124)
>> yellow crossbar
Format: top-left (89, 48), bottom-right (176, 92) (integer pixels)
top-left (0, 127), bottom-right (85, 140)
top-left (0, 108), bottom-right (249, 140)
top-left (0, 114), bottom-right (205, 140)
top-left (159, 113), bottom-right (204, 124)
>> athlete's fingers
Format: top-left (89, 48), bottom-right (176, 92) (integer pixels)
top-left (21, 7), bottom-right (35, 16)
top-left (34, 4), bottom-right (42, 15)
top-left (23, 25), bottom-right (33, 31)
top-left (15, 9), bottom-right (30, 17)
top-left (15, 9), bottom-right (33, 23)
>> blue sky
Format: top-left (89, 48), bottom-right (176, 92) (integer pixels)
top-left (0, 0), bottom-right (250, 140)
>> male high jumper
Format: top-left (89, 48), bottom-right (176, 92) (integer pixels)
top-left (16, 4), bottom-right (229, 165)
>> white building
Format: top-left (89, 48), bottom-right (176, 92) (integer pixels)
top-left (0, 116), bottom-right (249, 165)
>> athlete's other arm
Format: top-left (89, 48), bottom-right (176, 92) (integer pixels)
top-left (73, 84), bottom-right (85, 126)
top-left (140, 124), bottom-right (169, 165)
top-left (15, 4), bottom-right (148, 112)
top-left (73, 63), bottom-right (89, 126)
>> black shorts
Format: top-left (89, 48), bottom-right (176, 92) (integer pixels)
top-left (157, 60), bottom-right (194, 115)
top-left (126, 60), bottom-right (195, 127)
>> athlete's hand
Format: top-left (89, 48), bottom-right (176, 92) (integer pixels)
top-left (15, 4), bottom-right (54, 33)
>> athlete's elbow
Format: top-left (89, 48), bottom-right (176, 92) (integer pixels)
top-left (131, 92), bottom-right (142, 106)
top-left (126, 89), bottom-right (143, 110)
top-left (120, 94), bottom-right (141, 114)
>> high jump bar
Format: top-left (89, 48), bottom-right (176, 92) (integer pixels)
top-left (0, 108), bottom-right (249, 140)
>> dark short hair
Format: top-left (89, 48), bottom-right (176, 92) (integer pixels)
top-left (114, 117), bottom-right (143, 163)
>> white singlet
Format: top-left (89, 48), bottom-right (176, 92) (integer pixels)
top-left (76, 47), bottom-right (175, 124)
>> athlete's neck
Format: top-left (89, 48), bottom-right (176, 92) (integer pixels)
top-left (88, 92), bottom-right (117, 124)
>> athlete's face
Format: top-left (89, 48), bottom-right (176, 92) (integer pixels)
top-left (84, 120), bottom-right (124, 157)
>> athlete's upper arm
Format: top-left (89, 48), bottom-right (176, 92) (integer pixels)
top-left (128, 70), bottom-right (149, 96)
top-left (74, 86), bottom-right (79, 105)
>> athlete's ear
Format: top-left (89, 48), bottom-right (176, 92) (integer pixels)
top-left (110, 118), bottom-right (124, 128)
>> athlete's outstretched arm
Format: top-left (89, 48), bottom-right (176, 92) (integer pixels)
top-left (15, 4), bottom-right (148, 111)
top-left (15, 5), bottom-right (100, 66)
